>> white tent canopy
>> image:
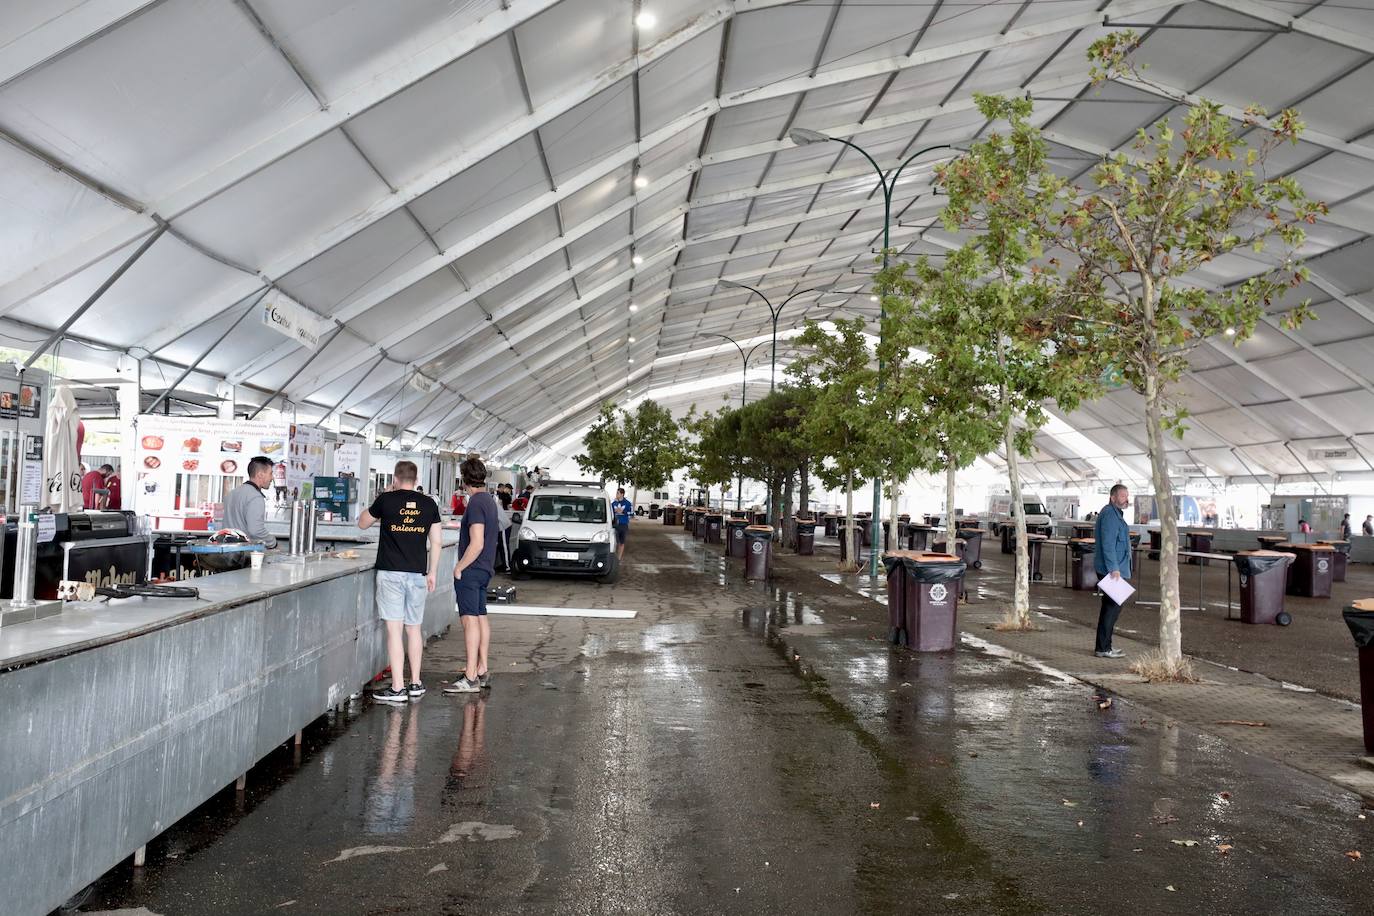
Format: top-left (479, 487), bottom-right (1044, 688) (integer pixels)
top-left (3, 0), bottom-right (1373, 481)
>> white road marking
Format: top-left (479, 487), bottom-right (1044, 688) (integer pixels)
top-left (488, 605), bottom-right (636, 618)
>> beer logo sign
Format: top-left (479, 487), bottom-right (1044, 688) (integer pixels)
top-left (751, 541), bottom-right (763, 554)
top-left (1318, 558), bottom-right (1329, 572)
top-left (929, 583), bottom-right (948, 602)
top-left (1239, 575), bottom-right (1248, 587)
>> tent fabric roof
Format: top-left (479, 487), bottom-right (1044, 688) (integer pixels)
top-left (3, 0), bottom-right (1374, 475)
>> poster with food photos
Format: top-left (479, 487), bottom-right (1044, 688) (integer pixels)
top-left (287, 423), bottom-right (324, 499)
top-left (133, 414), bottom-right (289, 515)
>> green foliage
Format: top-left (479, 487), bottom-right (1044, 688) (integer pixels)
top-left (787, 317), bottom-right (882, 490)
top-left (940, 38), bottom-right (1324, 435)
top-left (575, 399), bottom-right (686, 491)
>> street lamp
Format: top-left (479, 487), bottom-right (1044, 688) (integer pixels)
top-left (789, 128), bottom-right (958, 578)
top-left (716, 280), bottom-right (835, 391)
top-left (699, 332), bottom-right (762, 510)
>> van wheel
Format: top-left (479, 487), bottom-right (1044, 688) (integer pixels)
top-left (598, 557), bottom-right (620, 585)
top-left (509, 567), bottom-right (529, 581)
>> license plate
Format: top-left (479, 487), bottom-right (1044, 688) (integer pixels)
top-left (547, 550), bottom-right (579, 560)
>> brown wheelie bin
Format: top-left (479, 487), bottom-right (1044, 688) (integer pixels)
top-left (884, 550), bottom-right (916, 645)
top-left (726, 517), bottom-right (749, 558)
top-left (907, 524), bottom-right (933, 552)
top-left (956, 528), bottom-right (985, 569)
top-left (1279, 543), bottom-right (1335, 598)
top-left (743, 525), bottom-right (773, 579)
top-left (1068, 538), bottom-right (1096, 590)
top-left (1318, 540), bottom-right (1350, 582)
top-left (1233, 550), bottom-right (1293, 625)
top-left (704, 512), bottom-right (724, 545)
top-left (899, 552), bottom-right (966, 651)
top-left (1342, 600), bottom-right (1374, 753)
top-left (795, 517), bottom-right (816, 556)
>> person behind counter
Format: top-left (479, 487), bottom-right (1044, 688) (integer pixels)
top-left (81, 463), bottom-right (114, 510)
top-left (360, 460), bottom-right (442, 704)
top-left (223, 456), bottom-right (279, 549)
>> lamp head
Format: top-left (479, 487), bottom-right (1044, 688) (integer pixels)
top-left (719, 279), bottom-right (743, 290)
top-left (789, 128), bottom-right (830, 146)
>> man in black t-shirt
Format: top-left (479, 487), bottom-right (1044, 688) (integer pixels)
top-left (444, 457), bottom-right (500, 694)
top-left (360, 460), bottom-right (441, 704)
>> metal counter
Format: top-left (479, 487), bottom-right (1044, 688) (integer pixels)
top-left (0, 537), bottom-right (459, 916)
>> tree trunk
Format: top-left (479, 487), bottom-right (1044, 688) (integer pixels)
top-left (799, 459), bottom-right (811, 520)
top-left (1145, 371), bottom-right (1183, 668)
top-left (782, 473), bottom-right (796, 548)
top-left (888, 475), bottom-right (900, 554)
top-left (944, 458), bottom-right (957, 550)
top-left (844, 474), bottom-right (857, 572)
top-left (1004, 417), bottom-right (1031, 627)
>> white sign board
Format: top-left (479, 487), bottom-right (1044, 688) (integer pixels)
top-left (261, 296), bottom-right (321, 350)
top-left (1309, 447), bottom-right (1352, 461)
top-left (335, 440), bottom-right (364, 477)
top-left (287, 423), bottom-right (325, 498)
top-left (133, 415), bottom-right (289, 516)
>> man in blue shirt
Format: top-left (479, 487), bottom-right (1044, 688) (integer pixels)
top-left (444, 457), bottom-right (500, 695)
top-left (1093, 484), bottom-right (1133, 659)
top-left (611, 488), bottom-right (632, 559)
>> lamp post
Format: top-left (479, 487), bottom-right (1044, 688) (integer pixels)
top-left (717, 281), bottom-right (835, 392)
top-left (788, 129), bottom-right (956, 578)
top-left (699, 332), bottom-right (764, 510)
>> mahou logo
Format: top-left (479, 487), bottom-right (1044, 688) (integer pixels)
top-left (929, 583), bottom-right (948, 602)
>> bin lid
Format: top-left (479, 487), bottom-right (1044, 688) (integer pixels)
top-left (1026, 533), bottom-right (1048, 541)
top-left (1352, 598), bottom-right (1374, 611)
top-left (744, 525), bottom-right (773, 533)
top-left (911, 552), bottom-right (961, 563)
top-left (883, 549), bottom-right (922, 560)
top-left (1236, 549), bottom-right (1288, 556)
top-left (1318, 539), bottom-right (1350, 546)
top-left (1276, 542), bottom-right (1334, 550)
top-left (1069, 536), bottom-right (1095, 544)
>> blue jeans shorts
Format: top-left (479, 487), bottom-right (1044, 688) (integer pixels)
top-left (454, 569), bottom-right (492, 617)
top-left (376, 570), bottom-right (427, 626)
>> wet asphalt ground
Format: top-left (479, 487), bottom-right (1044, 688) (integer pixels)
top-left (74, 525), bottom-right (1373, 915)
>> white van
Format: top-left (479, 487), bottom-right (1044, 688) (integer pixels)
top-left (510, 480), bottom-right (619, 583)
top-left (987, 492), bottom-right (1053, 532)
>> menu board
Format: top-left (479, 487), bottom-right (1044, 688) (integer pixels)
top-left (287, 424), bottom-right (325, 499)
top-left (335, 440), bottom-right (363, 477)
top-left (0, 380), bottom-right (41, 420)
top-left (134, 415), bottom-right (289, 515)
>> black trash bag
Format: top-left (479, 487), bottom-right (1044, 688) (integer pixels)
top-left (901, 558), bottom-right (967, 583)
top-left (1069, 541), bottom-right (1095, 556)
top-left (1327, 541), bottom-right (1352, 556)
top-left (1234, 553), bottom-right (1289, 576)
top-left (956, 528), bottom-right (984, 540)
top-left (1343, 609), bottom-right (1374, 648)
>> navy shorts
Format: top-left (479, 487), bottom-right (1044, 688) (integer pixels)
top-left (614, 524), bottom-right (628, 545)
top-left (454, 569), bottom-right (492, 617)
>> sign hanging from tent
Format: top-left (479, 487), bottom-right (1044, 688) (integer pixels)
top-left (261, 296), bottom-right (321, 350)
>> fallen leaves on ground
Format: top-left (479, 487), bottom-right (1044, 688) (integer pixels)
top-left (1061, 799), bottom-right (1078, 807)
top-left (1216, 844), bottom-right (1233, 855)
top-left (869, 802), bottom-right (881, 809)
top-left (1346, 850), bottom-right (1362, 861)
top-left (1098, 699), bottom-right (1114, 710)
top-left (1219, 791), bottom-right (1232, 800)
top-left (1166, 886), bottom-right (1177, 892)
top-left (1171, 839), bottom-right (1200, 847)
top-left (1215, 720), bottom-right (1268, 727)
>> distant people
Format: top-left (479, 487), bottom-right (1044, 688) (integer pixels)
top-left (273, 461), bottom-right (287, 504)
top-left (611, 487), bottom-right (632, 559)
top-left (451, 489), bottom-right (466, 515)
top-left (223, 457), bottom-right (278, 549)
top-left (512, 485), bottom-right (532, 512)
top-left (445, 457), bottom-right (499, 695)
top-left (104, 467), bottom-right (121, 510)
top-left (1365, 515), bottom-right (1374, 537)
top-left (358, 460), bottom-right (441, 704)
top-left (496, 488), bottom-right (512, 511)
top-left (81, 463), bottom-right (113, 510)
top-left (1341, 513), bottom-right (1352, 540)
top-left (1093, 484), bottom-right (1132, 660)
top-left (1299, 518), bottom-right (1312, 534)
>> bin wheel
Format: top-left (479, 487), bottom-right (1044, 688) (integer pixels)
top-left (1275, 611), bottom-right (1292, 627)
top-left (972, 560), bottom-right (982, 570)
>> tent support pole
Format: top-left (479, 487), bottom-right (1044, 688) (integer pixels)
top-left (248, 326), bottom-right (345, 420)
top-left (22, 223), bottom-right (168, 371)
top-left (144, 289), bottom-right (267, 416)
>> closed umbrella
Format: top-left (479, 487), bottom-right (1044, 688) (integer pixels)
top-left (44, 385), bottom-right (82, 513)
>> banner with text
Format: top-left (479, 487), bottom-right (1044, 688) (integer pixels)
top-left (134, 415), bottom-right (288, 516)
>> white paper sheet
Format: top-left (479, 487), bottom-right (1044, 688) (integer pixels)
top-left (1099, 574), bottom-right (1135, 605)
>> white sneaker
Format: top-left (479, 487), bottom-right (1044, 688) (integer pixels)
top-left (443, 676), bottom-right (481, 694)
top-left (1094, 649), bottom-right (1125, 659)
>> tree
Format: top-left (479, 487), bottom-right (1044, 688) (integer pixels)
top-left (736, 388), bottom-right (813, 535)
top-left (684, 406), bottom-right (740, 504)
top-left (940, 33), bottom-right (1324, 675)
top-left (789, 318), bottom-right (882, 570)
top-left (576, 399), bottom-right (687, 494)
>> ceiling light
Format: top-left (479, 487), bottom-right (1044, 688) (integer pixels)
top-left (635, 11), bottom-right (657, 28)
top-left (628, 357), bottom-right (636, 364)
top-left (634, 175), bottom-right (649, 189)
top-left (632, 254), bottom-right (644, 265)
top-left (870, 295), bottom-right (879, 302)
top-left (629, 303), bottom-right (639, 312)
top-left (1224, 327), bottom-right (1236, 336)
top-left (789, 128), bottom-right (830, 146)
top-left (628, 336), bottom-right (636, 343)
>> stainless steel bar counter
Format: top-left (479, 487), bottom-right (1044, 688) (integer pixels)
top-left (0, 534), bottom-right (460, 916)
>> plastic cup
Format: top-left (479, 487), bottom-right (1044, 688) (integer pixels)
top-left (250, 551), bottom-right (264, 570)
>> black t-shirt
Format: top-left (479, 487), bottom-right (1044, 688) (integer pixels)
top-left (369, 489), bottom-right (441, 573)
top-left (459, 490), bottom-right (500, 577)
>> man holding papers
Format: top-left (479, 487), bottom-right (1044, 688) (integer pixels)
top-left (1093, 484), bottom-right (1134, 659)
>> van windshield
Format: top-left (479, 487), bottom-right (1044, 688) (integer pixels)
top-left (529, 494), bottom-right (607, 524)
top-left (1023, 502), bottom-right (1048, 515)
